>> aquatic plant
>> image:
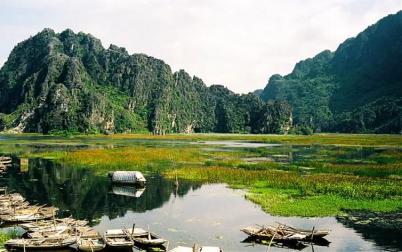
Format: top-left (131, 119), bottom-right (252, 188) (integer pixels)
top-left (0, 230), bottom-right (18, 248)
top-left (164, 166), bottom-right (402, 216)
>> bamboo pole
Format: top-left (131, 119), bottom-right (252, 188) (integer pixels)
top-left (52, 210), bottom-right (56, 229)
top-left (132, 223), bottom-right (136, 237)
top-left (310, 226), bottom-right (315, 241)
top-left (267, 225), bottom-right (280, 252)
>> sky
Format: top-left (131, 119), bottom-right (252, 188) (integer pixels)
top-left (0, 0), bottom-right (400, 93)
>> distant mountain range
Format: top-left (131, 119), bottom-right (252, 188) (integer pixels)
top-left (0, 11), bottom-right (400, 134)
top-left (0, 29), bottom-right (291, 134)
top-left (257, 11), bottom-right (402, 133)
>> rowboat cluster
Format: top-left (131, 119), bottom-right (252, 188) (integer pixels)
top-left (0, 193), bottom-right (58, 224)
top-left (0, 164), bottom-right (330, 251)
top-left (0, 189), bottom-right (222, 251)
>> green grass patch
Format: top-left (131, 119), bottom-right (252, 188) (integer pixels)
top-left (164, 166), bottom-right (402, 216)
top-left (2, 132), bottom-right (402, 147)
top-left (246, 188), bottom-right (402, 217)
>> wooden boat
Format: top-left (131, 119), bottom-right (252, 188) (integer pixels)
top-left (27, 225), bottom-right (71, 239)
top-left (0, 206), bottom-right (58, 223)
top-left (0, 201), bottom-right (30, 211)
top-left (77, 229), bottom-right (105, 252)
top-left (5, 237), bottom-right (77, 250)
top-left (241, 223), bottom-right (330, 242)
top-left (77, 236), bottom-right (105, 252)
top-left (107, 227), bottom-right (148, 237)
top-left (109, 171), bottom-right (146, 186)
top-left (0, 193), bottom-right (25, 203)
top-left (104, 229), bottom-right (134, 249)
top-left (19, 217), bottom-right (88, 232)
top-left (132, 231), bottom-right (167, 247)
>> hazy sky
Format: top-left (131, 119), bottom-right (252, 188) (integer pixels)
top-left (0, 0), bottom-right (400, 93)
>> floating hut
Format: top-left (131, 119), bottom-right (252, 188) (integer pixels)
top-left (108, 171), bottom-right (146, 186)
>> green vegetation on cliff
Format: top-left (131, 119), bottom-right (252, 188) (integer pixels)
top-left (0, 29), bottom-right (291, 134)
top-left (259, 11), bottom-right (402, 134)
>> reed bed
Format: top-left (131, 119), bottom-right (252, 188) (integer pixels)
top-left (164, 166), bottom-right (402, 216)
top-left (2, 132), bottom-right (401, 147)
top-left (1, 132), bottom-right (401, 216)
top-left (95, 133), bottom-right (402, 146)
top-left (54, 146), bottom-right (204, 173)
top-left (165, 166), bottom-right (402, 199)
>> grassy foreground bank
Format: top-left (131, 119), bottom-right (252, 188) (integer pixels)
top-left (1, 133), bottom-right (402, 216)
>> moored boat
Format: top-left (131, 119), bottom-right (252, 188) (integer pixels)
top-left (0, 201), bottom-right (30, 212)
top-left (132, 231), bottom-right (167, 247)
top-left (19, 217), bottom-right (88, 232)
top-left (103, 229), bottom-right (134, 249)
top-left (241, 223), bottom-right (330, 242)
top-left (27, 225), bottom-right (71, 239)
top-left (5, 237), bottom-right (77, 250)
top-left (77, 230), bottom-right (106, 252)
top-left (77, 237), bottom-right (105, 252)
top-left (0, 206), bottom-right (58, 223)
top-left (0, 193), bottom-right (24, 203)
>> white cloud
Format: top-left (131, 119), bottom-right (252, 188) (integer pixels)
top-left (0, 0), bottom-right (400, 93)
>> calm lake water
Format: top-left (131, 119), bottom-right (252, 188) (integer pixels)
top-left (0, 138), bottom-right (401, 252)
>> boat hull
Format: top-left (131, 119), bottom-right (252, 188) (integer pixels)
top-left (5, 238), bottom-right (76, 250)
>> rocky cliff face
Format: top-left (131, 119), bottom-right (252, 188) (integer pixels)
top-left (0, 29), bottom-right (292, 134)
top-left (258, 11), bottom-right (402, 133)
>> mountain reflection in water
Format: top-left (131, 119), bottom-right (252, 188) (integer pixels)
top-left (1, 158), bottom-right (201, 222)
top-left (0, 157), bottom-right (401, 251)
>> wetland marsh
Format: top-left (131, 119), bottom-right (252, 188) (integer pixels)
top-left (0, 133), bottom-right (401, 251)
